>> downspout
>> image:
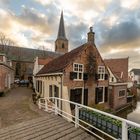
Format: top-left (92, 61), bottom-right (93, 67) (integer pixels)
top-left (60, 74), bottom-right (63, 111)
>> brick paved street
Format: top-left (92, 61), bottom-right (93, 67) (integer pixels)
top-left (0, 87), bottom-right (46, 128)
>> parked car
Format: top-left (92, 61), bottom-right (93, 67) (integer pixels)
top-left (14, 79), bottom-right (20, 84)
top-left (19, 80), bottom-right (29, 87)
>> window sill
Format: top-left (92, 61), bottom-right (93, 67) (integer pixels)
top-left (98, 79), bottom-right (105, 81)
top-left (73, 79), bottom-right (84, 81)
top-left (98, 101), bottom-right (104, 104)
top-left (118, 96), bottom-right (126, 99)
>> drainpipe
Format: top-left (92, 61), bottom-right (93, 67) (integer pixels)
top-left (60, 74), bottom-right (63, 111)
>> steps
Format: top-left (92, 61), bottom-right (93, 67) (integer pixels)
top-left (0, 114), bottom-right (96, 140)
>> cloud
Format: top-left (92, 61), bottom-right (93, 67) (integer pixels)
top-left (0, 0), bottom-right (140, 69)
top-left (67, 22), bottom-right (88, 49)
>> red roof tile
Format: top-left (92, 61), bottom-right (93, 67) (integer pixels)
top-left (37, 44), bottom-right (87, 75)
top-left (104, 58), bottom-right (128, 82)
top-left (38, 57), bottom-right (53, 65)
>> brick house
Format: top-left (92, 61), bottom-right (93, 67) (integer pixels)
top-left (34, 28), bottom-right (110, 112)
top-left (104, 58), bottom-right (128, 110)
top-left (0, 53), bottom-right (14, 95)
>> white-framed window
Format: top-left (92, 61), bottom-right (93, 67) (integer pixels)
top-left (118, 89), bottom-right (126, 97)
top-left (98, 66), bottom-right (105, 80)
top-left (73, 63), bottom-right (84, 80)
top-left (95, 86), bottom-right (108, 104)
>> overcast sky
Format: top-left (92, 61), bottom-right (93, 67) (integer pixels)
top-left (0, 0), bottom-right (140, 69)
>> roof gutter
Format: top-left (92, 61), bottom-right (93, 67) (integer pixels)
top-left (36, 72), bottom-right (63, 77)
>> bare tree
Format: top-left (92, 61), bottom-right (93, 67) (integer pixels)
top-left (0, 32), bottom-right (15, 54)
top-left (38, 45), bottom-right (48, 58)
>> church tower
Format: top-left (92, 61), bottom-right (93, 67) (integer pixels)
top-left (55, 11), bottom-right (68, 54)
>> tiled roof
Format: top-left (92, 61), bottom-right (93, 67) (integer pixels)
top-left (0, 45), bottom-right (61, 62)
top-left (130, 69), bottom-right (140, 75)
top-left (104, 58), bottom-right (128, 82)
top-left (38, 57), bottom-right (53, 65)
top-left (37, 44), bottom-right (87, 75)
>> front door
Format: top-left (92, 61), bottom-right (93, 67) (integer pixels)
top-left (70, 88), bottom-right (82, 109)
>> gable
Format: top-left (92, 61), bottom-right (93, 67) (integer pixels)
top-left (104, 58), bottom-right (128, 82)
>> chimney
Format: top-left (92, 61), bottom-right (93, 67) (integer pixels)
top-left (87, 27), bottom-right (95, 44)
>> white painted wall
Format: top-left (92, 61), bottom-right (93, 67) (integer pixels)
top-left (107, 67), bottom-right (117, 83)
top-left (129, 71), bottom-right (140, 84)
top-left (35, 74), bottom-right (72, 119)
top-left (33, 57), bottom-right (45, 88)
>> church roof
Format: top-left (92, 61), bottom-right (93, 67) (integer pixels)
top-left (57, 11), bottom-right (67, 40)
top-left (0, 45), bottom-right (61, 62)
top-left (37, 44), bottom-right (87, 75)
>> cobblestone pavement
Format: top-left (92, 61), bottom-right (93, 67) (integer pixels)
top-left (0, 86), bottom-right (47, 128)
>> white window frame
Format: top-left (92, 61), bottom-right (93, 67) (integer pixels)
top-left (118, 89), bottom-right (126, 98)
top-left (73, 63), bottom-right (84, 80)
top-left (98, 66), bottom-right (105, 80)
top-left (97, 86), bottom-right (105, 104)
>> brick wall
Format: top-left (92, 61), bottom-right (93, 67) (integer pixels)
top-left (63, 44), bottom-right (109, 107)
top-left (110, 84), bottom-right (127, 110)
top-left (0, 64), bottom-right (14, 92)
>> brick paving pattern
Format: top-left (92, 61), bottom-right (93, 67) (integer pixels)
top-left (0, 87), bottom-right (46, 128)
top-left (0, 87), bottom-right (96, 140)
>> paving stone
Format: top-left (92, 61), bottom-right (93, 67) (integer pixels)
top-left (0, 87), bottom-right (96, 140)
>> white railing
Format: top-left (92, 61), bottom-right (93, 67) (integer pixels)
top-left (38, 97), bottom-right (140, 140)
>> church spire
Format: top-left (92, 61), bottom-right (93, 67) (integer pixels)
top-left (55, 11), bottom-right (68, 54)
top-left (57, 11), bottom-right (67, 39)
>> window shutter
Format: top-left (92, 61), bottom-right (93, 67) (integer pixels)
top-left (84, 89), bottom-right (88, 106)
top-left (84, 73), bottom-right (88, 80)
top-left (95, 87), bottom-right (99, 104)
top-left (105, 74), bottom-right (108, 80)
top-left (104, 87), bottom-right (108, 102)
top-left (70, 72), bottom-right (77, 80)
top-left (95, 74), bottom-right (99, 80)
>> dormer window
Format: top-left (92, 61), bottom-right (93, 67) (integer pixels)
top-left (98, 66), bottom-right (105, 80)
top-left (73, 63), bottom-right (84, 80)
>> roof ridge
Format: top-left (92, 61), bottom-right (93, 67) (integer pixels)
top-left (37, 43), bottom-right (87, 75)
